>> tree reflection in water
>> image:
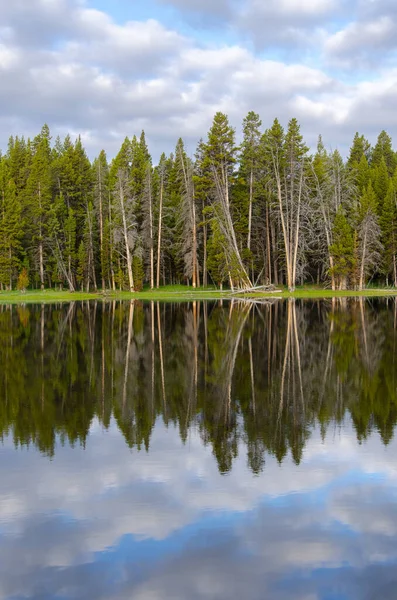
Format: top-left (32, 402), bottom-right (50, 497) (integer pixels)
top-left (0, 297), bottom-right (396, 472)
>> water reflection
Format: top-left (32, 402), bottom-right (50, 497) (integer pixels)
top-left (1, 298), bottom-right (397, 470)
top-left (1, 299), bottom-right (397, 599)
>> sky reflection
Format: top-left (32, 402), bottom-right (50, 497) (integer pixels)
top-left (1, 417), bottom-right (397, 600)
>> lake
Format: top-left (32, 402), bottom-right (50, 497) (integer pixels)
top-left (1, 298), bottom-right (397, 599)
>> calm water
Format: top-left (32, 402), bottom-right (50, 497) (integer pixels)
top-left (1, 298), bottom-right (397, 599)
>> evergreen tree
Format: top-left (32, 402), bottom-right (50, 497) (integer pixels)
top-left (239, 111), bottom-right (262, 253)
top-left (0, 177), bottom-right (24, 289)
top-left (357, 182), bottom-right (382, 290)
top-left (0, 118), bottom-right (396, 292)
top-left (347, 132), bottom-right (371, 170)
top-left (372, 130), bottom-right (397, 175)
top-left (379, 180), bottom-right (397, 285)
top-left (329, 208), bottom-right (355, 289)
top-left (93, 150), bottom-right (109, 289)
top-left (203, 112), bottom-right (251, 289)
top-left (25, 124), bottom-right (52, 289)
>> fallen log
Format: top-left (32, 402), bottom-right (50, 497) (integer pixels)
top-left (228, 285), bottom-right (283, 296)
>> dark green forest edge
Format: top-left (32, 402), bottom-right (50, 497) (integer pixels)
top-left (1, 299), bottom-right (396, 473)
top-left (1, 113), bottom-right (397, 298)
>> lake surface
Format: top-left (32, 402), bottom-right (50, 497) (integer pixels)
top-left (1, 298), bottom-right (397, 599)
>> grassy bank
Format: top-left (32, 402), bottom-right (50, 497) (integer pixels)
top-left (0, 285), bottom-right (223, 304)
top-left (1, 284), bottom-right (397, 304)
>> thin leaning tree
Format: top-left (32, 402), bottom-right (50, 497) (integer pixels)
top-left (203, 112), bottom-right (252, 290)
top-left (264, 118), bottom-right (309, 292)
top-left (113, 168), bottom-right (138, 292)
top-left (175, 138), bottom-right (199, 288)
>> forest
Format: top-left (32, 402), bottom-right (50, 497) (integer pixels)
top-left (0, 112), bottom-right (396, 292)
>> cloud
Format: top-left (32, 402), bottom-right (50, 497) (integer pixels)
top-left (325, 16), bottom-right (396, 66)
top-left (157, 0), bottom-right (341, 49)
top-left (156, 0), bottom-right (234, 25)
top-left (1, 417), bottom-right (397, 599)
top-left (237, 0), bottom-right (340, 49)
top-left (1, 0), bottom-right (397, 162)
top-left (325, 0), bottom-right (397, 68)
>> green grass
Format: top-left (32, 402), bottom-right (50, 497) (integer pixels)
top-left (0, 285), bottom-right (224, 304)
top-left (1, 284), bottom-right (397, 304)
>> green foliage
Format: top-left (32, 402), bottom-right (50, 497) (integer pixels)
top-left (0, 300), bottom-right (397, 474)
top-left (0, 175), bottom-right (24, 288)
top-left (379, 181), bottom-right (397, 280)
top-left (16, 267), bottom-right (29, 292)
top-left (132, 255), bottom-right (144, 291)
top-left (330, 208), bottom-right (355, 287)
top-left (206, 217), bottom-right (227, 286)
top-left (1, 119), bottom-right (397, 290)
top-left (371, 130), bottom-right (397, 175)
top-left (347, 132), bottom-right (371, 169)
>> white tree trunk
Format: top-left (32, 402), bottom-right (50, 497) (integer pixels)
top-left (117, 173), bottom-right (134, 292)
top-left (156, 175), bottom-right (164, 289)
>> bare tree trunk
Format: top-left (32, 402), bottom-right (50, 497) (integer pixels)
top-left (329, 256), bottom-right (336, 291)
top-left (86, 205), bottom-right (97, 292)
top-left (248, 169), bottom-right (253, 251)
top-left (291, 170), bottom-right (303, 287)
top-left (275, 174), bottom-right (292, 290)
top-left (178, 147), bottom-right (198, 288)
top-left (148, 169), bottom-right (154, 289)
top-left (192, 197), bottom-right (197, 288)
top-left (359, 228), bottom-right (367, 291)
top-left (312, 166), bottom-right (335, 290)
top-left (108, 193), bottom-right (116, 291)
top-left (98, 161), bottom-right (105, 290)
top-left (38, 181), bottom-right (44, 290)
top-left (156, 174), bottom-right (164, 289)
top-left (266, 203), bottom-right (272, 284)
top-left (271, 218), bottom-right (278, 285)
top-left (9, 247), bottom-right (12, 290)
top-left (212, 165), bottom-right (251, 288)
top-left (203, 208), bottom-right (208, 287)
top-left (117, 172), bottom-right (134, 292)
top-left (394, 253), bottom-right (397, 288)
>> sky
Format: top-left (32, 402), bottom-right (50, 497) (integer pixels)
top-left (1, 0), bottom-right (397, 160)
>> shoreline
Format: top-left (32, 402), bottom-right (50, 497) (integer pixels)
top-left (1, 287), bottom-right (397, 304)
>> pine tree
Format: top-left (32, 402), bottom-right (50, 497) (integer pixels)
top-left (373, 157), bottom-right (390, 212)
top-left (175, 138), bottom-right (198, 287)
top-left (347, 133), bottom-right (371, 170)
top-left (311, 145), bottom-right (356, 289)
top-left (379, 180), bottom-right (397, 285)
top-left (93, 150), bottom-right (109, 289)
top-left (264, 117), bottom-right (309, 291)
top-left (193, 138), bottom-right (212, 287)
top-left (372, 130), bottom-right (397, 176)
top-left (329, 208), bottom-right (354, 289)
top-left (239, 111), bottom-right (262, 253)
top-left (25, 124), bottom-right (52, 289)
top-left (0, 178), bottom-right (24, 289)
top-left (356, 154), bottom-right (371, 195)
top-left (357, 182), bottom-right (382, 290)
top-left (203, 112), bottom-right (251, 289)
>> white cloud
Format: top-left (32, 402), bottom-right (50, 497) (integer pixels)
top-left (0, 0), bottom-right (397, 161)
top-left (325, 15), bottom-right (396, 66)
top-left (0, 416), bottom-right (397, 599)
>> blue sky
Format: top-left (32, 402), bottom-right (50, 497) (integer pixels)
top-left (1, 418), bottom-right (397, 599)
top-left (1, 0), bottom-right (397, 159)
